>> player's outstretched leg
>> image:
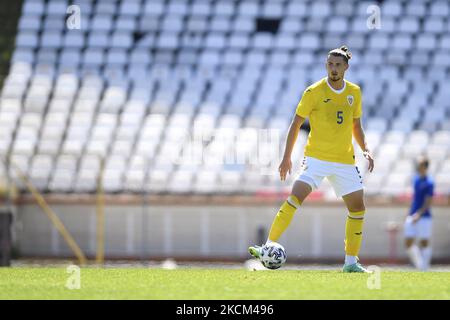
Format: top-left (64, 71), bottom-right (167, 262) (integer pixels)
top-left (248, 181), bottom-right (311, 260)
top-left (342, 190), bottom-right (371, 273)
top-left (248, 194), bottom-right (300, 260)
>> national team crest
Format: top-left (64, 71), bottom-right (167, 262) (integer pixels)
top-left (347, 95), bottom-right (354, 106)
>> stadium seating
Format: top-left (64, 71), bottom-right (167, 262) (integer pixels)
top-left (1, 0), bottom-right (449, 197)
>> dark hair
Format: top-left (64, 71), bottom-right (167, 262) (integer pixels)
top-left (416, 155), bottom-right (429, 169)
top-left (328, 45), bottom-right (352, 64)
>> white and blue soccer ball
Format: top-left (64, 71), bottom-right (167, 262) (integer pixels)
top-left (260, 242), bottom-right (287, 270)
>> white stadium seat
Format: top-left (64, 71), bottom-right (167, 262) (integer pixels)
top-left (2, 0), bottom-right (449, 196)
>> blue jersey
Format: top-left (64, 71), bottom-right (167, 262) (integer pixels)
top-left (409, 175), bottom-right (434, 218)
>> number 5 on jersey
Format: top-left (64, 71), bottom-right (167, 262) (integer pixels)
top-left (337, 111), bottom-right (343, 124)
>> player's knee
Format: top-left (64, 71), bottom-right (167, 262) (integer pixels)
top-left (343, 189), bottom-right (365, 212)
top-left (291, 181), bottom-right (312, 203)
top-left (405, 238), bottom-right (414, 248)
top-left (419, 239), bottom-right (429, 248)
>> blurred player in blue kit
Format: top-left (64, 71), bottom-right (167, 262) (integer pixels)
top-left (404, 156), bottom-right (434, 271)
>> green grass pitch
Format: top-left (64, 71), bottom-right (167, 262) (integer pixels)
top-left (0, 267), bottom-right (449, 299)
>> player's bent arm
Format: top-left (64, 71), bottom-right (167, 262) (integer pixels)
top-left (353, 118), bottom-right (375, 172)
top-left (352, 118), bottom-right (369, 152)
top-left (278, 115), bottom-right (305, 181)
top-left (282, 115), bottom-right (305, 160)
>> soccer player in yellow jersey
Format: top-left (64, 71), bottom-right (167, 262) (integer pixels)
top-left (249, 46), bottom-right (375, 273)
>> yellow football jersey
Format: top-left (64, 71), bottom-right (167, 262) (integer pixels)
top-left (295, 77), bottom-right (362, 165)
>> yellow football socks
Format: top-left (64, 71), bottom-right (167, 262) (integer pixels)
top-left (344, 210), bottom-right (365, 256)
top-left (268, 195), bottom-right (302, 242)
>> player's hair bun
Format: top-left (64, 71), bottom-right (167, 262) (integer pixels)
top-left (339, 46), bottom-right (352, 60)
top-left (328, 45), bottom-right (352, 63)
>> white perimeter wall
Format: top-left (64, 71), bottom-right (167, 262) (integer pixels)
top-left (14, 204), bottom-right (450, 261)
